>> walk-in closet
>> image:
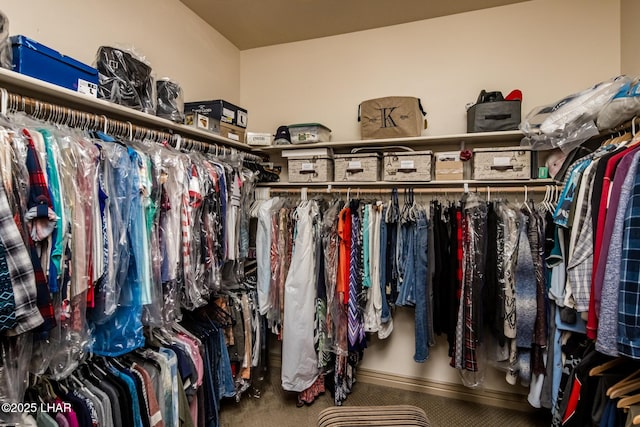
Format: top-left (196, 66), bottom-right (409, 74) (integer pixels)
top-left (0, 0), bottom-right (639, 426)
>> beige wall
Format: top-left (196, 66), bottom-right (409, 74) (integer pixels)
top-left (621, 0), bottom-right (640, 76)
top-left (2, 0), bottom-right (241, 103)
top-left (240, 0), bottom-right (621, 140)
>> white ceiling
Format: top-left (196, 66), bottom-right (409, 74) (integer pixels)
top-left (181, 0), bottom-right (531, 50)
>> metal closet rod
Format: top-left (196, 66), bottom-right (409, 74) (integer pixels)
top-left (267, 185), bottom-right (553, 195)
top-left (0, 89), bottom-right (263, 162)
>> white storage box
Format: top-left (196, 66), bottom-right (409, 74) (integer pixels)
top-left (435, 151), bottom-right (464, 181)
top-left (334, 153), bottom-right (381, 182)
top-left (472, 147), bottom-right (532, 180)
top-left (246, 132), bottom-right (273, 146)
top-left (383, 150), bottom-right (433, 182)
top-left (288, 156), bottom-right (334, 183)
top-left (288, 123), bottom-right (331, 144)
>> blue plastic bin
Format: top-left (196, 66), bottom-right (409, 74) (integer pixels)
top-left (11, 35), bottom-right (99, 96)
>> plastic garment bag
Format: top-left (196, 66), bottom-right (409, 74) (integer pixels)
top-left (321, 200), bottom-right (344, 355)
top-left (90, 133), bottom-right (133, 321)
top-left (281, 201), bottom-right (320, 392)
top-left (91, 143), bottom-right (145, 356)
top-left (0, 11), bottom-right (11, 69)
top-left (455, 192), bottom-right (488, 388)
top-left (256, 197), bottom-right (281, 315)
top-left (161, 151), bottom-right (188, 324)
top-left (520, 76), bottom-right (629, 153)
top-left (46, 131), bottom-right (98, 378)
top-left (0, 335), bottom-right (32, 426)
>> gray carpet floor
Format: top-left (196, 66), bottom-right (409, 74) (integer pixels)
top-left (219, 368), bottom-right (552, 426)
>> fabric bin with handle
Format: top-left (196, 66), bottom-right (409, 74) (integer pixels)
top-left (472, 147), bottom-right (532, 180)
top-left (334, 153), bottom-right (381, 182)
top-left (288, 156), bottom-right (334, 183)
top-left (359, 96), bottom-right (427, 139)
top-left (383, 150), bottom-right (432, 182)
top-left (467, 100), bottom-right (521, 132)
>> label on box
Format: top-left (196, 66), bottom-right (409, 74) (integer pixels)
top-left (348, 161), bottom-right (362, 169)
top-left (400, 160), bottom-right (415, 169)
top-left (237, 111), bottom-right (248, 127)
top-left (222, 107), bottom-right (235, 120)
top-left (196, 114), bottom-right (210, 129)
top-left (226, 132), bottom-right (240, 141)
top-left (301, 163), bottom-right (315, 171)
top-left (438, 153), bottom-right (460, 162)
top-left (78, 79), bottom-right (98, 97)
top-left (494, 157), bottom-right (511, 166)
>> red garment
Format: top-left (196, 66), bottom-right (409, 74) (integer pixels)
top-left (337, 207), bottom-right (351, 305)
top-left (562, 376), bottom-right (583, 425)
top-left (22, 129), bottom-right (55, 331)
top-left (587, 146), bottom-right (632, 339)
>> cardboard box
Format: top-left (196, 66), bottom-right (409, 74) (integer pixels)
top-left (219, 122), bottom-right (246, 143)
top-left (11, 35), bottom-right (99, 96)
top-left (435, 152), bottom-right (464, 181)
top-left (184, 99), bottom-right (248, 128)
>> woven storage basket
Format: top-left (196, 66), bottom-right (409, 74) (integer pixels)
top-left (334, 153), bottom-right (381, 182)
top-left (472, 147), bottom-right (532, 180)
top-left (288, 156), bottom-right (334, 183)
top-left (317, 405), bottom-right (431, 427)
top-left (383, 150), bottom-right (432, 182)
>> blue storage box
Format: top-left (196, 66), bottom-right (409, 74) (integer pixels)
top-left (11, 35), bottom-right (99, 96)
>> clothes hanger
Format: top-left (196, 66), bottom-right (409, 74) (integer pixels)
top-left (610, 378), bottom-right (640, 399)
top-left (589, 357), bottom-right (627, 376)
top-left (608, 368), bottom-right (640, 396)
top-left (617, 391), bottom-right (640, 409)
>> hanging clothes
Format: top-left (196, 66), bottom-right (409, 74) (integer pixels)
top-left (282, 200), bottom-right (321, 392)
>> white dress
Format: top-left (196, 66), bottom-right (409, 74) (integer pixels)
top-left (281, 200), bottom-right (320, 392)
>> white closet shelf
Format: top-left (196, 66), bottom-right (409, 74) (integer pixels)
top-left (259, 178), bottom-right (557, 188)
top-left (258, 130), bottom-right (524, 152)
top-left (0, 67), bottom-right (250, 151)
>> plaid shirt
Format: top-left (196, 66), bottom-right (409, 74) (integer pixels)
top-left (23, 129), bottom-right (55, 333)
top-left (618, 167), bottom-right (640, 358)
top-left (0, 174), bottom-right (43, 335)
top-left (566, 161), bottom-right (599, 311)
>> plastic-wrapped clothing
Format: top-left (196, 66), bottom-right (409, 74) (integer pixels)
top-left (155, 79), bottom-right (184, 123)
top-left (96, 46), bottom-right (156, 115)
top-left (0, 11), bottom-right (11, 70)
top-left (92, 145), bottom-right (146, 356)
top-left (256, 197), bottom-right (280, 315)
top-left (281, 201), bottom-right (320, 392)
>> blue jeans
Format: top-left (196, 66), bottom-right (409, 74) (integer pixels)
top-left (396, 221), bottom-right (416, 306)
top-left (414, 209), bottom-right (429, 362)
top-left (217, 327), bottom-right (237, 398)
